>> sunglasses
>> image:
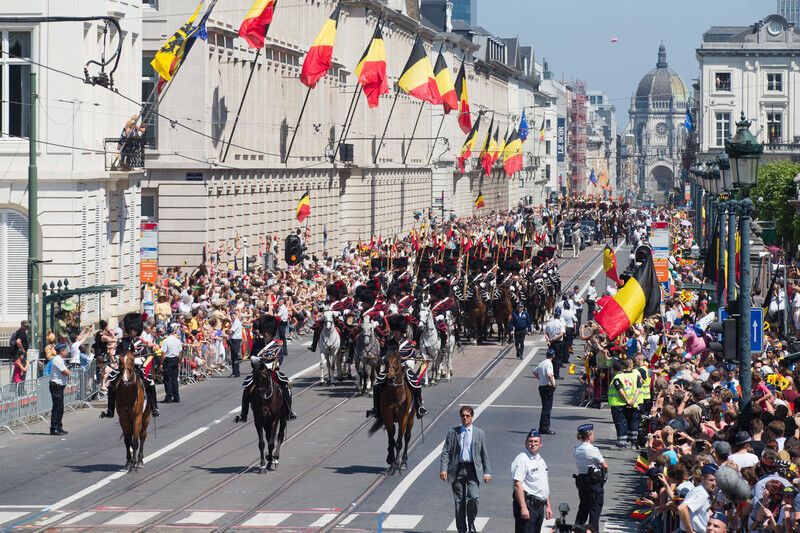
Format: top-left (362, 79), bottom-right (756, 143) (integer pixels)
top-left (460, 414), bottom-right (472, 418)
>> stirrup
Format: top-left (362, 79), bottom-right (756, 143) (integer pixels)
top-left (151, 407), bottom-right (159, 417)
top-left (100, 410), bottom-right (114, 419)
top-left (288, 412), bottom-right (297, 420)
top-left (416, 406), bottom-right (428, 419)
top-left (235, 414), bottom-right (247, 423)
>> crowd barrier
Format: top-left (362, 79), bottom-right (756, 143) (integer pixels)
top-left (0, 360), bottom-right (98, 434)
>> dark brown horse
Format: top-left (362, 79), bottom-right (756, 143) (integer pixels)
top-left (116, 352), bottom-right (151, 472)
top-left (247, 361), bottom-right (288, 473)
top-left (466, 282), bottom-right (489, 344)
top-left (493, 283), bottom-right (514, 344)
top-left (368, 351), bottom-right (415, 475)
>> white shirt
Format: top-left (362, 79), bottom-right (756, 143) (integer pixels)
top-left (728, 451), bottom-right (759, 470)
top-left (511, 450), bottom-right (549, 499)
top-left (586, 286), bottom-right (598, 303)
top-left (69, 343), bottom-right (82, 365)
top-left (561, 307), bottom-right (576, 328)
top-left (534, 358), bottom-right (554, 387)
top-left (680, 484), bottom-right (712, 532)
top-left (459, 425), bottom-right (474, 462)
top-left (278, 305), bottom-right (289, 323)
top-left (574, 442), bottom-right (604, 474)
top-left (161, 335), bottom-right (183, 358)
top-left (544, 318), bottom-right (565, 342)
top-left (50, 354), bottom-right (68, 386)
top-left (231, 318), bottom-right (243, 340)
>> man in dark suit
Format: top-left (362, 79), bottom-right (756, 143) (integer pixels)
top-left (439, 405), bottom-right (492, 533)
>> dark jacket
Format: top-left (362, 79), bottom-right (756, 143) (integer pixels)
top-left (511, 310), bottom-right (532, 332)
top-left (440, 425), bottom-right (491, 482)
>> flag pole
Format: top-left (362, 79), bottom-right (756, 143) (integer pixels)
top-left (427, 114), bottom-right (446, 165)
top-left (373, 92), bottom-right (399, 165)
top-left (284, 86), bottom-right (312, 163)
top-left (221, 47), bottom-right (262, 163)
top-left (402, 101), bottom-right (425, 165)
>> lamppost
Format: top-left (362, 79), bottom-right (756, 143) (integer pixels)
top-left (718, 154), bottom-right (737, 305)
top-left (725, 112), bottom-right (763, 429)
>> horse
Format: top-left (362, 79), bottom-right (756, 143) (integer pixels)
top-left (465, 281), bottom-right (489, 345)
top-left (368, 350), bottom-right (415, 475)
top-left (571, 226), bottom-right (583, 258)
top-left (115, 352), bottom-right (151, 472)
top-left (319, 310), bottom-right (342, 384)
top-left (354, 317), bottom-right (381, 396)
top-left (249, 359), bottom-right (288, 472)
top-left (416, 304), bottom-right (440, 385)
top-left (555, 225), bottom-right (565, 258)
top-left (439, 312), bottom-right (456, 382)
top-left (493, 283), bottom-right (514, 344)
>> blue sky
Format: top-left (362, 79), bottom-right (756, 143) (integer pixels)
top-left (480, 0), bottom-right (773, 128)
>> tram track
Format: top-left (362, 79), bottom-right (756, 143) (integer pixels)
top-left (318, 245), bottom-right (606, 533)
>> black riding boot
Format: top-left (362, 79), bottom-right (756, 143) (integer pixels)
top-left (279, 382), bottom-right (297, 420)
top-left (237, 389), bottom-right (249, 423)
top-left (100, 385), bottom-right (116, 418)
top-left (412, 386), bottom-right (427, 419)
top-left (366, 382), bottom-right (384, 419)
top-left (146, 382), bottom-right (159, 417)
top-left (309, 326), bottom-right (321, 352)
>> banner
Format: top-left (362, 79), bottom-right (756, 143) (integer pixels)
top-left (556, 117), bottom-right (566, 162)
top-left (140, 223), bottom-right (158, 285)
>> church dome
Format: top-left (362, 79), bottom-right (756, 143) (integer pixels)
top-left (634, 44), bottom-right (687, 110)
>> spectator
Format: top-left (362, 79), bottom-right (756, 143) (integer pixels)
top-left (12, 350), bottom-right (28, 384)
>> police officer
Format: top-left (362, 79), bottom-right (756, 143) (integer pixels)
top-left (511, 429), bottom-right (552, 532)
top-left (633, 353), bottom-right (652, 413)
top-left (607, 358), bottom-right (642, 448)
top-left (573, 424), bottom-right (607, 533)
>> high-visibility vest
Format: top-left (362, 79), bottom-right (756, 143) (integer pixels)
top-left (608, 370), bottom-right (637, 407)
top-left (636, 365), bottom-right (651, 404)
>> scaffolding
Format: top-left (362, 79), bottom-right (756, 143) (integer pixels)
top-left (568, 81), bottom-right (588, 194)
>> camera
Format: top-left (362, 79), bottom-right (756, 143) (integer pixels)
top-left (553, 503), bottom-right (592, 533)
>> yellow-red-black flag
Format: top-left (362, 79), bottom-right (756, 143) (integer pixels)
top-left (455, 61), bottom-right (471, 134)
top-left (433, 50), bottom-right (458, 113)
top-left (300, 4), bottom-right (341, 88)
top-left (354, 25), bottom-right (389, 108)
top-left (398, 36), bottom-right (441, 105)
top-left (457, 112), bottom-right (482, 173)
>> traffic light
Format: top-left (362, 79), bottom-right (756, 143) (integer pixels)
top-left (707, 318), bottom-right (738, 361)
top-left (284, 234), bottom-right (305, 266)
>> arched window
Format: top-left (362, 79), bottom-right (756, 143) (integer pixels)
top-left (0, 208), bottom-right (28, 323)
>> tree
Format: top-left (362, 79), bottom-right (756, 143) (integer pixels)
top-left (751, 160), bottom-right (800, 252)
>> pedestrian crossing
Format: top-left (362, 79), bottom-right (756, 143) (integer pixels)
top-left (0, 507), bottom-right (634, 531)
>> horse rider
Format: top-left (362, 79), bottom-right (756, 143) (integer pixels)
top-left (366, 314), bottom-right (427, 421)
top-left (237, 315), bottom-right (297, 423)
top-left (309, 280), bottom-right (352, 352)
top-left (101, 312), bottom-right (159, 419)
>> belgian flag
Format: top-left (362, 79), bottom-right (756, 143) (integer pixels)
top-left (455, 61), bottom-right (471, 134)
top-left (398, 36), bottom-right (441, 105)
top-left (604, 245), bottom-right (621, 285)
top-left (433, 50), bottom-right (458, 114)
top-left (475, 192), bottom-right (485, 209)
top-left (595, 253), bottom-right (661, 340)
top-left (239, 0), bottom-right (277, 49)
top-left (300, 4), bottom-right (341, 89)
top-left (496, 125), bottom-right (510, 163)
top-left (295, 191), bottom-right (311, 222)
top-left (457, 112), bottom-right (482, 173)
top-left (355, 25), bottom-right (389, 108)
top-left (482, 125), bottom-right (499, 176)
top-left (490, 126), bottom-right (502, 164)
top-left (478, 115), bottom-right (495, 176)
top-left (503, 128), bottom-right (523, 176)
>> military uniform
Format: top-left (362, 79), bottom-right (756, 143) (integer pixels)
top-left (573, 424), bottom-right (606, 533)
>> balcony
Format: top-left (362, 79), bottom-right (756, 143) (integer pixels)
top-left (105, 137), bottom-right (145, 171)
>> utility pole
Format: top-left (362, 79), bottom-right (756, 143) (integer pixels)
top-left (737, 199), bottom-right (753, 429)
top-left (28, 72), bottom-right (39, 354)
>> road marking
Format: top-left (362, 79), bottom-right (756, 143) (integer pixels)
top-left (482, 404), bottom-right (592, 411)
top-left (447, 517), bottom-right (489, 531)
top-left (175, 511), bottom-right (226, 525)
top-left (0, 506), bottom-right (46, 509)
top-left (0, 512), bottom-right (28, 526)
top-left (338, 513), bottom-right (358, 525)
top-left (381, 514), bottom-right (423, 529)
top-left (376, 346), bottom-right (540, 514)
top-left (60, 512), bottom-right (96, 525)
top-left (302, 340), bottom-right (312, 347)
top-left (34, 513), bottom-right (69, 527)
top-left (241, 512), bottom-right (291, 527)
top-left (105, 511), bottom-right (160, 525)
top-left (308, 513), bottom-right (338, 527)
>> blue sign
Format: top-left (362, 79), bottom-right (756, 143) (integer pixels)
top-left (719, 308), bottom-right (728, 321)
top-left (556, 117), bottom-right (566, 162)
top-left (750, 307), bottom-right (763, 353)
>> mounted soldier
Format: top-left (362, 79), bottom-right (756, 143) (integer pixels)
top-left (366, 314), bottom-right (427, 421)
top-left (237, 315), bottom-right (296, 423)
top-left (309, 280), bottom-right (352, 352)
top-left (100, 312), bottom-right (159, 419)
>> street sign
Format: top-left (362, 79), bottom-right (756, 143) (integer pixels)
top-left (750, 307), bottom-right (764, 353)
top-left (651, 221), bottom-right (670, 259)
top-left (654, 258), bottom-right (669, 282)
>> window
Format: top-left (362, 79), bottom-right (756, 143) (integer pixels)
top-left (545, 164), bottom-right (551, 181)
top-left (714, 112), bottom-right (731, 147)
top-left (545, 119), bottom-right (551, 130)
top-left (715, 72), bottom-right (731, 92)
top-left (767, 112), bottom-right (782, 144)
top-left (0, 208), bottom-right (28, 322)
top-left (0, 31), bottom-right (31, 139)
top-left (141, 54), bottom-right (158, 148)
top-left (141, 192), bottom-right (157, 221)
top-left (767, 73), bottom-right (783, 92)
top-left (545, 141), bottom-right (551, 155)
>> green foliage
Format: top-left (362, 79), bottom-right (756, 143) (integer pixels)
top-left (751, 160), bottom-right (800, 250)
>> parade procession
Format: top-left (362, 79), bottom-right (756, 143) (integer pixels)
top-left (2, 0), bottom-right (800, 532)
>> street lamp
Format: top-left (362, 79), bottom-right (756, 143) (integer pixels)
top-left (725, 112), bottom-right (764, 189)
top-left (717, 153), bottom-right (732, 191)
top-left (724, 111), bottom-right (763, 430)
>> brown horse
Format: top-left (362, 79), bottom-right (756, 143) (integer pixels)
top-left (493, 283), bottom-right (514, 344)
top-left (116, 352), bottom-right (151, 472)
top-left (247, 361), bottom-right (288, 473)
top-left (466, 282), bottom-right (489, 344)
top-left (368, 351), bottom-right (415, 475)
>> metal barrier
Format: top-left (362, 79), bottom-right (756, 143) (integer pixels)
top-left (0, 360), bottom-right (98, 434)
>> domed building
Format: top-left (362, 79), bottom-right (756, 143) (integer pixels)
top-left (628, 43), bottom-right (689, 198)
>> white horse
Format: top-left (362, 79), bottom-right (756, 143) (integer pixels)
top-left (440, 312), bottom-right (456, 382)
top-left (571, 226), bottom-right (583, 258)
top-left (319, 310), bottom-right (342, 384)
top-left (417, 305), bottom-right (440, 386)
top-left (354, 317), bottom-right (381, 396)
top-left (555, 224), bottom-right (565, 258)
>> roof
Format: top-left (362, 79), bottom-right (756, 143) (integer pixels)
top-left (634, 44), bottom-right (687, 108)
top-left (703, 25), bottom-right (750, 42)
